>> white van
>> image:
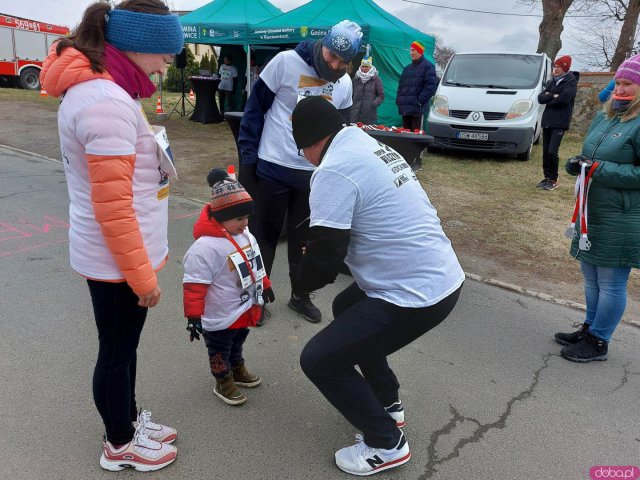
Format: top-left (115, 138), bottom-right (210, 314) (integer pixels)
top-left (427, 52), bottom-right (552, 161)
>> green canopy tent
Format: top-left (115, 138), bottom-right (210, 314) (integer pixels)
top-left (249, 0), bottom-right (435, 126)
top-left (179, 0), bottom-right (283, 108)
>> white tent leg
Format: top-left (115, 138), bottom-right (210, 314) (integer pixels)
top-left (246, 44), bottom-right (251, 99)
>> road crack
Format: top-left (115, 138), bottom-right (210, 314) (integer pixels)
top-left (419, 353), bottom-right (554, 479)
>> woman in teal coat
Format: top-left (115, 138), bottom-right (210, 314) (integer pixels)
top-left (555, 54), bottom-right (640, 362)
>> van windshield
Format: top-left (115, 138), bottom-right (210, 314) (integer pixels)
top-left (442, 54), bottom-right (543, 89)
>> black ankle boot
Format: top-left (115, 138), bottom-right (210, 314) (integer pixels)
top-left (555, 322), bottom-right (590, 346)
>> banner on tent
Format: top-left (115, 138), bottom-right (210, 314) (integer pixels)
top-left (249, 26), bottom-right (368, 44)
top-left (182, 24), bottom-right (248, 43)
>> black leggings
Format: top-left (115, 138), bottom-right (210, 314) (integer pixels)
top-left (87, 280), bottom-right (147, 445)
top-left (300, 282), bottom-right (462, 449)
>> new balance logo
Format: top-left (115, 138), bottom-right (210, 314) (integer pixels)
top-left (366, 455), bottom-right (385, 469)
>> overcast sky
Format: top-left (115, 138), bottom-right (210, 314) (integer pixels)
top-left (0, 0), bottom-right (594, 69)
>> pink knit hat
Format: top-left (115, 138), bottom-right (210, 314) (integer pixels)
top-left (615, 54), bottom-right (640, 85)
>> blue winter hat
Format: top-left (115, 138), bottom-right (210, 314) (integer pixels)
top-left (105, 9), bottom-right (184, 55)
top-left (322, 20), bottom-right (363, 62)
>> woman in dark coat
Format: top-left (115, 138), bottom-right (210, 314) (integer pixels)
top-left (536, 54), bottom-right (578, 190)
top-left (350, 55), bottom-right (384, 124)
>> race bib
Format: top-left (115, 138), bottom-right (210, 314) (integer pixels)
top-left (152, 125), bottom-right (178, 180)
top-left (228, 245), bottom-right (266, 289)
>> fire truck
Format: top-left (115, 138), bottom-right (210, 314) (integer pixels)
top-left (0, 14), bottom-right (69, 90)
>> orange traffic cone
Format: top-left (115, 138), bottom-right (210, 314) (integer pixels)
top-left (40, 88), bottom-right (48, 97)
top-left (189, 89), bottom-right (195, 101)
top-left (155, 96), bottom-right (164, 114)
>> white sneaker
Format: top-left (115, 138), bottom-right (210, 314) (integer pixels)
top-left (384, 401), bottom-right (406, 428)
top-left (334, 432), bottom-right (411, 476)
top-left (134, 409), bottom-right (177, 444)
top-left (100, 424), bottom-right (177, 472)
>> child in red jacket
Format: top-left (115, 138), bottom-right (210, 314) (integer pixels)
top-left (183, 169), bottom-right (274, 405)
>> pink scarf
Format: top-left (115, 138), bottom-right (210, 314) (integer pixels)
top-left (103, 43), bottom-right (156, 99)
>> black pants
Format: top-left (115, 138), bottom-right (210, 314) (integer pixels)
top-left (542, 128), bottom-right (565, 181)
top-left (218, 89), bottom-right (232, 114)
top-left (252, 171), bottom-right (312, 293)
top-left (300, 282), bottom-right (462, 449)
top-left (202, 328), bottom-right (250, 378)
top-left (87, 280), bottom-right (147, 445)
top-left (402, 114), bottom-right (423, 131)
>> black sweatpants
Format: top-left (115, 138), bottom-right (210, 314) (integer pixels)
top-left (252, 171), bottom-right (312, 294)
top-left (542, 128), bottom-right (565, 181)
top-left (300, 282), bottom-right (462, 449)
top-left (88, 280), bottom-right (147, 445)
top-left (402, 114), bottom-right (423, 131)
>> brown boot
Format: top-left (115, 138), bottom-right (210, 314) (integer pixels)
top-left (232, 362), bottom-right (262, 387)
top-left (214, 372), bottom-right (246, 406)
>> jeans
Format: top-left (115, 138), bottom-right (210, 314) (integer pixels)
top-left (581, 261), bottom-right (630, 342)
top-left (202, 328), bottom-right (250, 378)
top-left (252, 172), bottom-right (312, 294)
top-left (541, 128), bottom-right (565, 181)
top-left (300, 282), bottom-right (462, 449)
top-left (87, 280), bottom-right (147, 445)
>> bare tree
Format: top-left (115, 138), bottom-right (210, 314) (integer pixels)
top-left (566, 0), bottom-right (640, 70)
top-left (428, 33), bottom-right (456, 70)
top-left (536, 0), bottom-right (574, 59)
top-left (610, 0), bottom-right (640, 69)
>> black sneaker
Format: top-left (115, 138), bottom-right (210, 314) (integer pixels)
top-left (536, 178), bottom-right (549, 188)
top-left (543, 180), bottom-right (558, 191)
top-left (288, 293), bottom-right (322, 323)
top-left (560, 332), bottom-right (608, 363)
top-left (555, 322), bottom-right (590, 346)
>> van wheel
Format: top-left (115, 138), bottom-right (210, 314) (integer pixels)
top-left (19, 67), bottom-right (41, 90)
top-left (516, 143), bottom-right (532, 161)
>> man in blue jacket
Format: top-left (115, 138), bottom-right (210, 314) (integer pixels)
top-left (396, 40), bottom-right (438, 169)
top-left (237, 20), bottom-right (362, 325)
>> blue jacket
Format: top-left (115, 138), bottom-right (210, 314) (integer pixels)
top-left (395, 56), bottom-right (438, 116)
top-left (599, 79), bottom-right (615, 103)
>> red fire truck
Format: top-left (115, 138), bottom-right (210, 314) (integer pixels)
top-left (0, 14), bottom-right (70, 90)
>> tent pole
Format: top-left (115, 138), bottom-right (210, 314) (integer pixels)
top-left (246, 44), bottom-right (251, 99)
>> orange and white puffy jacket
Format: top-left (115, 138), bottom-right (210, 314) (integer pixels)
top-left (41, 47), bottom-right (168, 296)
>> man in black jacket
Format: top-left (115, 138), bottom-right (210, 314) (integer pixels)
top-left (537, 55), bottom-right (578, 191)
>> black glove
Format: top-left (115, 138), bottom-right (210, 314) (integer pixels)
top-left (186, 317), bottom-right (202, 342)
top-left (262, 287), bottom-right (275, 304)
top-left (567, 154), bottom-right (591, 176)
top-left (238, 163), bottom-right (259, 198)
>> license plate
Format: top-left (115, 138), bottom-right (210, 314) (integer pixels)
top-left (456, 131), bottom-right (488, 141)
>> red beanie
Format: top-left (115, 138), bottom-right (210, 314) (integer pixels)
top-left (410, 41), bottom-right (424, 55)
top-left (554, 55), bottom-right (572, 73)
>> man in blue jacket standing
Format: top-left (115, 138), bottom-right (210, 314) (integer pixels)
top-left (396, 40), bottom-right (437, 168)
top-left (237, 20), bottom-right (362, 325)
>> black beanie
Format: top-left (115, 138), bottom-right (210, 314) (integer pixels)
top-left (291, 96), bottom-right (344, 149)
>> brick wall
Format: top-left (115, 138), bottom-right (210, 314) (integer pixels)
top-left (572, 72), bottom-right (614, 134)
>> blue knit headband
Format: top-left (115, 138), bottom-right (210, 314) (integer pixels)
top-left (105, 9), bottom-right (184, 55)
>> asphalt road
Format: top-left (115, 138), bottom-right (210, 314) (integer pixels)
top-left (1, 146), bottom-right (638, 480)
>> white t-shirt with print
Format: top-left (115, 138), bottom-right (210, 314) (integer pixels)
top-left (218, 64), bottom-right (238, 92)
top-left (309, 127), bottom-right (465, 307)
top-left (258, 50), bottom-right (353, 171)
top-left (182, 230), bottom-right (267, 332)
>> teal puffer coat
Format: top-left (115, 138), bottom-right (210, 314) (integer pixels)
top-left (566, 111), bottom-right (640, 267)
